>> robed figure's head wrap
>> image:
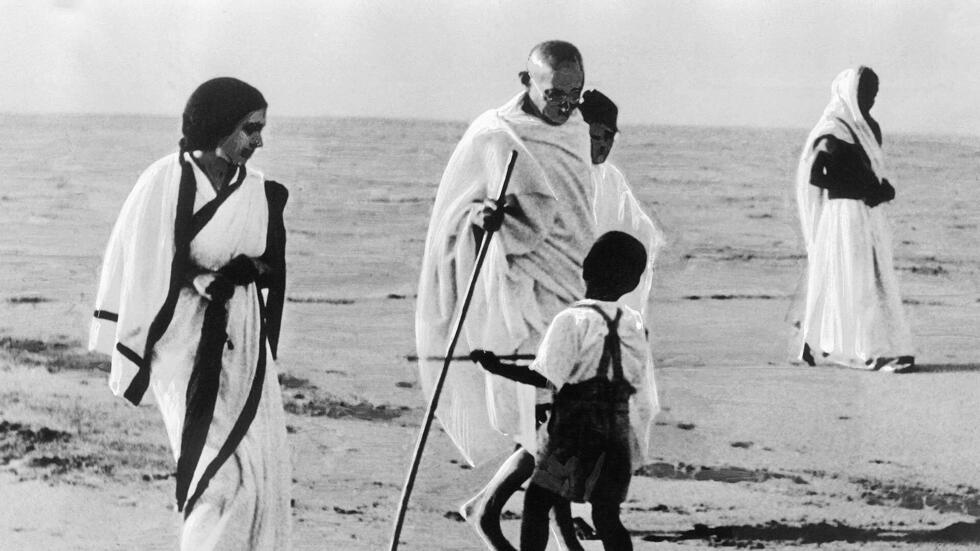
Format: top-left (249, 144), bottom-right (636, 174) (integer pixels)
top-left (181, 77), bottom-right (267, 151)
top-left (796, 66), bottom-right (884, 250)
top-left (811, 67), bottom-right (883, 174)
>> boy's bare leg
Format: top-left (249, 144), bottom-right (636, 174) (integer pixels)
top-left (592, 501), bottom-right (632, 551)
top-left (551, 500), bottom-right (585, 551)
top-left (520, 483), bottom-right (564, 551)
top-left (460, 448), bottom-right (533, 551)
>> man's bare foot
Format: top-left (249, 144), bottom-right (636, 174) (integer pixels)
top-left (459, 495), bottom-right (517, 551)
top-left (801, 342), bottom-right (816, 366)
top-left (460, 493), bottom-right (480, 522)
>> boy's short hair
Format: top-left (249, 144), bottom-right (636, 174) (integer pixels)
top-left (583, 231), bottom-right (647, 291)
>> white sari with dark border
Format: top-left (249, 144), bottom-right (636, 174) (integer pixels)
top-left (90, 151), bottom-right (290, 550)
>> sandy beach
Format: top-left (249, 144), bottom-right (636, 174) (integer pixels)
top-left (1, 114), bottom-right (978, 550)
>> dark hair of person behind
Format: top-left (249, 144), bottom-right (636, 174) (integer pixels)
top-left (579, 89), bottom-right (619, 132)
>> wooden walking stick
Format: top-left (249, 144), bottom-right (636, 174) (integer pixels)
top-left (388, 150), bottom-right (519, 551)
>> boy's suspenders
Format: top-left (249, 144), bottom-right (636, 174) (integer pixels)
top-left (575, 303), bottom-right (627, 386)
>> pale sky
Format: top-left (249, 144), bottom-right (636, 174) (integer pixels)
top-left (3, 0), bottom-right (980, 134)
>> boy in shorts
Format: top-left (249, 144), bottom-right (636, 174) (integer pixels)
top-left (472, 230), bottom-right (659, 550)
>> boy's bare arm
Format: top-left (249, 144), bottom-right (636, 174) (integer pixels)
top-left (469, 350), bottom-right (550, 388)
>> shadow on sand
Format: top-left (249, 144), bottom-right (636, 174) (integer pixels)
top-left (636, 520), bottom-right (980, 545)
top-left (900, 363), bottom-right (980, 374)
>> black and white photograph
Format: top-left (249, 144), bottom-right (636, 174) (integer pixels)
top-left (1, 1), bottom-right (979, 549)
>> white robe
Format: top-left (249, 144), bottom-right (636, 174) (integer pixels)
top-left (796, 68), bottom-right (914, 368)
top-left (592, 162), bottom-right (666, 318)
top-left (416, 93), bottom-right (659, 466)
top-left (90, 152), bottom-right (291, 550)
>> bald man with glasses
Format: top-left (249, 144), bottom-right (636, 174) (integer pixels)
top-left (416, 40), bottom-right (616, 550)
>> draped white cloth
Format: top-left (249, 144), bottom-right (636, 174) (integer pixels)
top-left (530, 299), bottom-right (659, 465)
top-left (796, 68), bottom-right (914, 368)
top-left (416, 93), bottom-right (659, 466)
top-left (592, 162), bottom-right (666, 317)
top-left (90, 152), bottom-right (291, 550)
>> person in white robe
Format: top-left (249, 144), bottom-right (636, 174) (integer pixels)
top-left (417, 40), bottom-right (590, 551)
top-left (416, 42), bottom-right (658, 551)
top-left (581, 89), bottom-right (665, 317)
top-left (796, 67), bottom-right (914, 371)
top-left (89, 77), bottom-right (291, 550)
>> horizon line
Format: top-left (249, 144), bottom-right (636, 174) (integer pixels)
top-left (1, 110), bottom-right (976, 140)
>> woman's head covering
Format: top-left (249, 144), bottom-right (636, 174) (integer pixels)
top-left (181, 77), bottom-right (267, 151)
top-left (809, 67), bottom-right (883, 174)
top-left (795, 66), bottom-right (884, 249)
top-left (579, 89), bottom-right (618, 132)
top-left (583, 231), bottom-right (647, 292)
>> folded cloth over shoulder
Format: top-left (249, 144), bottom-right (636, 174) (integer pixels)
top-left (416, 93), bottom-right (661, 466)
top-left (416, 93), bottom-right (597, 465)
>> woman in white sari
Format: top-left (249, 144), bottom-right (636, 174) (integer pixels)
top-left (796, 67), bottom-right (914, 371)
top-left (89, 78), bottom-right (291, 550)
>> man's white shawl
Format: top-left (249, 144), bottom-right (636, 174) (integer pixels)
top-left (416, 94), bottom-right (659, 466)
